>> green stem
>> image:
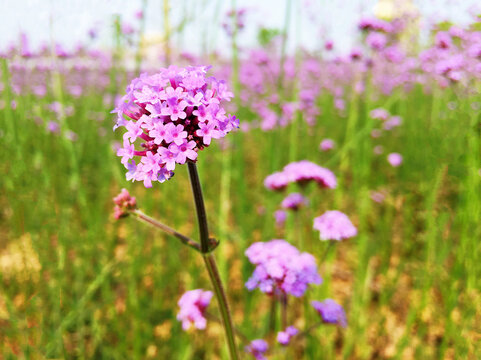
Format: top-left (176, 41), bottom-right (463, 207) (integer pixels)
top-left (280, 293), bottom-right (288, 330)
top-left (187, 162), bottom-right (210, 253)
top-left (293, 320), bottom-right (323, 340)
top-left (187, 162), bottom-right (239, 360)
top-left (320, 241), bottom-right (335, 264)
top-left (268, 294), bottom-right (277, 333)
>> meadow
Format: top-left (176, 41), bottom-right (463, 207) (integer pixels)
top-left (1, 4), bottom-right (481, 359)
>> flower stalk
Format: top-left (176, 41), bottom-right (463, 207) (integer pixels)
top-left (187, 162), bottom-right (239, 360)
top-left (131, 209), bottom-right (203, 252)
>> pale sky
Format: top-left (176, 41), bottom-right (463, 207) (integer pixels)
top-left (1, 0), bottom-right (480, 55)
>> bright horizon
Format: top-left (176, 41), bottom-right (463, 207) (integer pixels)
top-left (2, 0), bottom-right (480, 55)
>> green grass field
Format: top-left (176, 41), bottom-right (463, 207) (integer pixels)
top-left (1, 7), bottom-right (481, 358)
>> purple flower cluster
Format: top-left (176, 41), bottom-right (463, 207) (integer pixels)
top-left (387, 152), bottom-right (403, 167)
top-left (313, 210), bottom-right (357, 241)
top-left (277, 326), bottom-right (299, 345)
top-left (274, 210), bottom-right (287, 226)
top-left (311, 299), bottom-right (347, 327)
top-left (281, 192), bottom-right (308, 211)
top-left (383, 115), bottom-right (402, 130)
top-left (113, 65), bottom-right (238, 187)
top-left (113, 188), bottom-right (137, 219)
top-left (367, 32), bottom-right (388, 51)
top-left (358, 17), bottom-right (394, 33)
top-left (319, 138), bottom-right (335, 152)
top-left (176, 289), bottom-right (213, 331)
top-left (264, 160), bottom-right (336, 191)
top-left (245, 239), bottom-right (322, 297)
top-left (370, 108), bottom-right (390, 121)
top-left (245, 339), bottom-right (268, 360)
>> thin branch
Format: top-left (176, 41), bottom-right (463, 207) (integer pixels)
top-left (131, 209), bottom-right (202, 252)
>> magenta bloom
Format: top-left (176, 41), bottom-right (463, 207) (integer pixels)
top-left (387, 153), bottom-right (403, 167)
top-left (319, 138), bottom-right (335, 152)
top-left (383, 116), bottom-right (402, 130)
top-left (46, 121), bottom-right (60, 134)
top-left (264, 171), bottom-right (290, 191)
top-left (366, 32), bottom-right (387, 51)
top-left (284, 161), bottom-right (337, 188)
top-left (369, 108), bottom-right (390, 121)
top-left (245, 339), bottom-right (268, 360)
top-left (113, 188), bottom-right (137, 219)
top-left (313, 210), bottom-right (357, 241)
top-left (358, 17), bottom-right (393, 33)
top-left (245, 240), bottom-right (322, 297)
top-left (113, 66), bottom-right (237, 187)
top-left (277, 326), bottom-right (299, 345)
top-left (274, 210), bottom-right (287, 226)
top-left (311, 299), bottom-right (347, 327)
top-left (281, 193), bottom-right (308, 211)
top-left (265, 160), bottom-right (336, 191)
top-left (176, 289), bottom-right (213, 331)
top-left (370, 191), bottom-right (386, 203)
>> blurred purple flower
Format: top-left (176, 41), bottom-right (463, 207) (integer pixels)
top-left (281, 193), bottom-right (308, 211)
top-left (311, 299), bottom-right (347, 327)
top-left (46, 121), bottom-right (60, 134)
top-left (245, 239), bottom-right (322, 297)
top-left (370, 108), bottom-right (390, 121)
top-left (387, 152), bottom-right (403, 167)
top-left (277, 326), bottom-right (299, 345)
top-left (274, 210), bottom-right (287, 226)
top-left (383, 116), bottom-right (402, 130)
top-left (282, 160), bottom-right (337, 189)
top-left (370, 191), bottom-right (386, 203)
top-left (320, 138), bottom-right (335, 152)
top-left (245, 339), bottom-right (268, 360)
top-left (176, 289), bottom-right (213, 331)
top-left (313, 210), bottom-right (357, 241)
top-left (366, 32), bottom-right (387, 51)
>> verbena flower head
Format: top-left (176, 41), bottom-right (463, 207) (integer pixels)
top-left (281, 192), bottom-right (308, 211)
top-left (283, 161), bottom-right (337, 188)
top-left (245, 239), bottom-right (322, 297)
top-left (113, 188), bottom-right (137, 219)
top-left (370, 190), bottom-right (386, 203)
top-left (370, 108), bottom-right (390, 121)
top-left (264, 160), bottom-right (336, 191)
top-left (383, 115), bottom-right (402, 130)
top-left (113, 65), bottom-right (238, 187)
top-left (274, 210), bottom-right (287, 226)
top-left (176, 289), bottom-right (213, 331)
top-left (366, 32), bottom-right (388, 51)
top-left (387, 152), bottom-right (403, 167)
top-left (277, 326), bottom-right (299, 346)
top-left (264, 171), bottom-right (290, 191)
top-left (319, 138), bottom-right (335, 152)
top-left (311, 299), bottom-right (347, 327)
top-left (358, 17), bottom-right (393, 33)
top-left (313, 210), bottom-right (357, 241)
top-left (245, 339), bottom-right (268, 360)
